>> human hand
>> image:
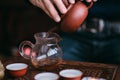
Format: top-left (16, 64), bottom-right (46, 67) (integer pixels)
top-left (29, 0), bottom-right (97, 22)
top-left (29, 0), bottom-right (75, 22)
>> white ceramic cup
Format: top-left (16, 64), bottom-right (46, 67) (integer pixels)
top-left (34, 72), bottom-right (59, 80)
top-left (6, 63), bottom-right (28, 77)
top-left (59, 69), bottom-right (83, 80)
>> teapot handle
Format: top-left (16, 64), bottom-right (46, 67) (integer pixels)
top-left (65, 0), bottom-right (94, 13)
top-left (87, 1), bottom-right (94, 9)
top-left (19, 41), bottom-right (34, 59)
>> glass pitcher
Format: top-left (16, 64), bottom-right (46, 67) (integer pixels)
top-left (19, 32), bottom-right (63, 70)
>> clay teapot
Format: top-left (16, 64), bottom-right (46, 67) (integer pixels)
top-left (60, 1), bottom-right (94, 32)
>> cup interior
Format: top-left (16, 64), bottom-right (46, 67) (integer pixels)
top-left (59, 69), bottom-right (83, 78)
top-left (6, 63), bottom-right (28, 71)
top-left (34, 72), bottom-right (59, 80)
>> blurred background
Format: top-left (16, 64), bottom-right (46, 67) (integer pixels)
top-left (0, 0), bottom-right (120, 59)
top-left (0, 0), bottom-right (56, 58)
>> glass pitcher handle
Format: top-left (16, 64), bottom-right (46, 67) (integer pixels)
top-left (19, 41), bottom-right (34, 59)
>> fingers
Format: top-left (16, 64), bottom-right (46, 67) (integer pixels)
top-left (29, 0), bottom-right (77, 22)
top-left (42, 0), bottom-right (61, 22)
top-left (37, 0), bottom-right (53, 18)
top-left (86, 0), bottom-right (92, 2)
top-left (93, 0), bottom-right (97, 2)
top-left (86, 0), bottom-right (97, 2)
top-left (53, 0), bottom-right (67, 14)
top-left (29, 0), bottom-right (47, 14)
top-left (68, 0), bottom-right (75, 4)
top-left (29, 0), bottom-right (52, 18)
top-left (29, 0), bottom-right (39, 6)
top-left (29, 0), bottom-right (61, 22)
top-left (62, 0), bottom-right (69, 6)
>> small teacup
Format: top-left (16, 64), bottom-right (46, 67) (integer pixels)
top-left (59, 69), bottom-right (83, 80)
top-left (6, 63), bottom-right (28, 77)
top-left (34, 72), bottom-right (59, 80)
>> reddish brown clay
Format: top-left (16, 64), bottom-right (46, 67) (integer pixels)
top-left (60, 1), bottom-right (93, 32)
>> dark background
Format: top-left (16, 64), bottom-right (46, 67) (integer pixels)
top-left (0, 0), bottom-right (120, 57)
top-left (0, 0), bottom-right (56, 57)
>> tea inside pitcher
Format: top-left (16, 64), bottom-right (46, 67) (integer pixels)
top-left (31, 42), bottom-right (62, 69)
top-left (31, 58), bottom-right (62, 69)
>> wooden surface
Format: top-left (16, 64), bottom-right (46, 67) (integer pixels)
top-left (2, 56), bottom-right (120, 80)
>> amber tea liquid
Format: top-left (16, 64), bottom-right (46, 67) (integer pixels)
top-left (31, 58), bottom-right (62, 70)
